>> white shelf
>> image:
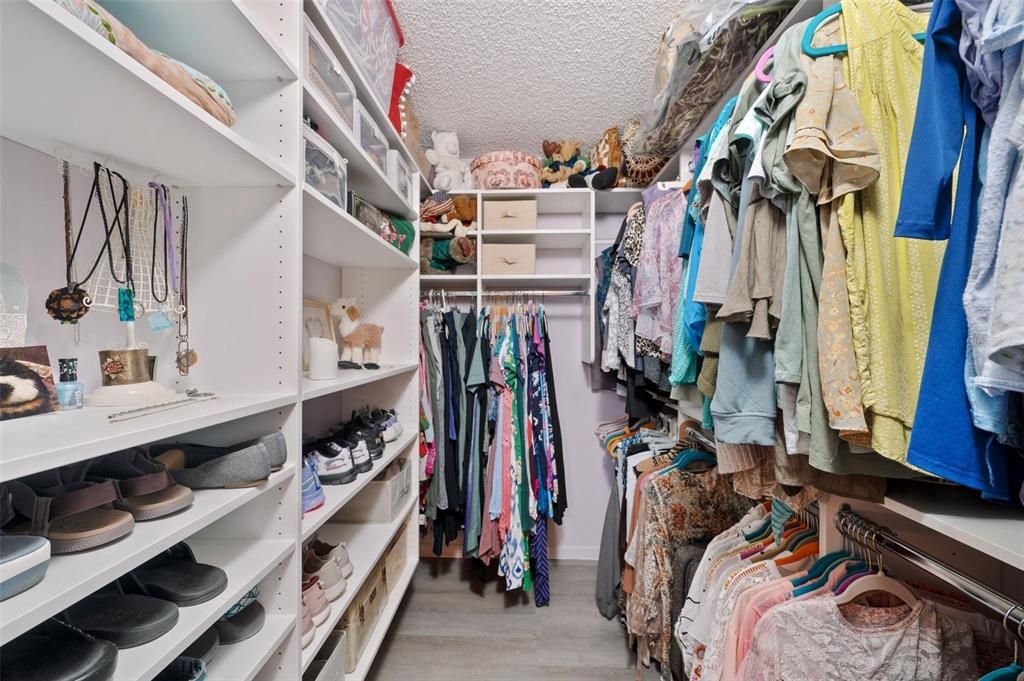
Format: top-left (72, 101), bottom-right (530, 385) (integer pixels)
top-left (0, 392), bottom-right (298, 482)
top-left (882, 487), bottom-right (1024, 567)
top-left (101, 0), bottom-right (298, 82)
top-left (205, 613), bottom-right (296, 681)
top-left (0, 0), bottom-right (295, 187)
top-left (481, 274), bottom-right (592, 290)
top-left (301, 495), bottom-right (416, 670)
top-left (0, 465), bottom-right (295, 642)
top-left (468, 188), bottom-right (593, 214)
top-left (302, 186), bottom-right (417, 269)
top-left (303, 0), bottom-right (419, 172)
top-left (303, 85), bottom-right (415, 218)
top-left (302, 362), bottom-right (418, 401)
top-left (346, 557), bottom-right (416, 681)
top-left (594, 188), bottom-right (644, 215)
top-left (114, 538), bottom-right (295, 681)
top-left (470, 229), bottom-right (590, 249)
top-left (301, 430), bottom-right (417, 541)
top-left (419, 274), bottom-right (478, 290)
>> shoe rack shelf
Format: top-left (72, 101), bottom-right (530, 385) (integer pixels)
top-left (0, 0), bottom-right (422, 678)
top-left (302, 362), bottom-right (418, 402)
top-left (0, 467), bottom-right (295, 643)
top-left (301, 430), bottom-right (417, 542)
top-left (301, 493), bottom-right (418, 672)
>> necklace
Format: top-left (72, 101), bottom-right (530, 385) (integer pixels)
top-left (149, 183), bottom-right (170, 304)
top-left (176, 194), bottom-right (195, 375)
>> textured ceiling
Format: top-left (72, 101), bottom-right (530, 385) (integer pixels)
top-left (394, 0), bottom-right (686, 159)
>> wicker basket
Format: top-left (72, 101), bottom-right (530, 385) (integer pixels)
top-left (470, 151), bottom-right (542, 189)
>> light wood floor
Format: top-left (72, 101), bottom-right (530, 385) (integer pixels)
top-left (365, 559), bottom-right (662, 681)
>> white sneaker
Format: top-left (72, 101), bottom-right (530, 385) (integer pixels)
top-left (309, 539), bottom-right (354, 579)
top-left (340, 436), bottom-right (373, 474)
top-left (311, 442), bottom-right (357, 484)
top-left (303, 548), bottom-right (347, 601)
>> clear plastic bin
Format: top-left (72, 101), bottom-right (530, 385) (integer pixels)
top-left (355, 100), bottom-right (388, 173)
top-left (313, 0), bottom-right (403, 107)
top-left (387, 149), bottom-right (412, 205)
top-left (304, 16), bottom-right (357, 134)
top-left (304, 126), bottom-right (348, 208)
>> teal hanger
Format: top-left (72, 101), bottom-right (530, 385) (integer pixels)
top-left (791, 550), bottom-right (850, 587)
top-left (801, 3), bottom-right (926, 57)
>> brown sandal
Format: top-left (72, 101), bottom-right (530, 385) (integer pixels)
top-left (6, 462), bottom-right (134, 554)
top-left (88, 449), bottom-right (194, 521)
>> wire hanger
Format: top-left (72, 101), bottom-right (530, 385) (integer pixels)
top-left (978, 604), bottom-right (1024, 680)
top-left (802, 3), bottom-right (927, 57)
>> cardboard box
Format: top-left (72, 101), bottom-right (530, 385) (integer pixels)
top-left (482, 199), bottom-right (537, 230)
top-left (481, 243), bottom-right (536, 275)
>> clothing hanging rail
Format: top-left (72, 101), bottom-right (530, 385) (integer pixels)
top-left (834, 507), bottom-right (1024, 641)
top-left (421, 289), bottom-right (589, 298)
top-left (685, 426), bottom-right (717, 453)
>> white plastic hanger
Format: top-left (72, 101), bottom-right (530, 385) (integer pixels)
top-left (835, 525), bottom-right (918, 607)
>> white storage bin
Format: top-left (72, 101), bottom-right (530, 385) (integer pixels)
top-left (387, 149), bottom-right (413, 206)
top-left (304, 15), bottom-right (357, 135)
top-left (304, 629), bottom-right (347, 681)
top-left (355, 100), bottom-right (388, 173)
top-left (337, 456), bottom-right (409, 522)
top-left (313, 0), bottom-right (403, 107)
top-left (304, 126), bottom-right (348, 208)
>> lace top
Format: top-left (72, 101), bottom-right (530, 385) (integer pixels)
top-left (737, 598), bottom-right (977, 680)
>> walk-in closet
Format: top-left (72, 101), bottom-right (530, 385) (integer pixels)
top-left (0, 0), bottom-right (1021, 680)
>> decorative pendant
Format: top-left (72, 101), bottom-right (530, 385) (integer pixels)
top-left (176, 346), bottom-right (198, 375)
top-left (117, 287), bottom-right (135, 322)
top-left (45, 284), bottom-right (91, 324)
top-left (147, 309), bottom-right (175, 332)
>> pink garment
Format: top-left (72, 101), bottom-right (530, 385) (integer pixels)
top-left (634, 190), bottom-right (686, 354)
top-left (720, 577), bottom-right (801, 681)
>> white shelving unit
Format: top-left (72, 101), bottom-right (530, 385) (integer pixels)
top-left (0, 0), bottom-right (420, 678)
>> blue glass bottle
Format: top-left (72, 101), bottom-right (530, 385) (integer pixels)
top-left (56, 358), bottom-right (84, 410)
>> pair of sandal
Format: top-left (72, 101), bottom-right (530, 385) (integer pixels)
top-left (2, 432), bottom-right (286, 555)
top-left (1, 543), bottom-right (226, 681)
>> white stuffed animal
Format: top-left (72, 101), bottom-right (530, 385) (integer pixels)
top-left (425, 130), bottom-right (471, 191)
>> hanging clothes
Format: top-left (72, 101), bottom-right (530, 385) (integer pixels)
top-left (419, 300), bottom-right (565, 602)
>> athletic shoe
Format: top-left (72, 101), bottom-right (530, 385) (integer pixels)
top-left (301, 457), bottom-right (326, 515)
top-left (330, 420), bottom-right (383, 461)
top-left (361, 407), bottom-right (402, 443)
top-left (309, 442), bottom-right (358, 484)
top-left (301, 576), bottom-right (330, 626)
top-left (300, 604), bottom-right (315, 648)
top-left (302, 548), bottom-right (346, 601)
top-left (307, 538), bottom-right (354, 579)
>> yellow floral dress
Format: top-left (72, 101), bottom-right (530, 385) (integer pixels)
top-left (838, 0), bottom-right (945, 463)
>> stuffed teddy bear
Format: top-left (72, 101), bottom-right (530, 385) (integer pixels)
top-left (541, 139), bottom-right (589, 188)
top-left (420, 235), bottom-right (477, 274)
top-left (425, 131), bottom-right (472, 191)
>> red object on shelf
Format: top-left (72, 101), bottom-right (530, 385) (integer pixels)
top-left (388, 62), bottom-right (413, 135)
top-left (382, 0), bottom-right (405, 47)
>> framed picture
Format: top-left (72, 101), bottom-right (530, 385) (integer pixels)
top-left (0, 345), bottom-right (58, 421)
top-left (302, 298), bottom-right (335, 370)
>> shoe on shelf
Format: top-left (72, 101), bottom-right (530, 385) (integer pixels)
top-left (302, 548), bottom-right (347, 601)
top-left (0, 535), bottom-right (50, 601)
top-left (181, 626), bottom-right (219, 667)
top-left (308, 441), bottom-right (359, 484)
top-left (150, 442), bottom-right (271, 490)
top-left (355, 407), bottom-right (402, 444)
top-left (215, 588), bottom-right (265, 645)
top-left (1, 618), bottom-right (119, 681)
top-left (301, 576), bottom-right (331, 626)
top-left (87, 449), bottom-right (194, 521)
top-left (332, 420), bottom-right (383, 461)
top-left (125, 542), bottom-right (227, 607)
top-left (300, 602), bottom-right (315, 648)
top-left (62, 581), bottom-right (179, 649)
top-left (301, 456), bottom-right (326, 515)
top-left (307, 538), bottom-right (353, 579)
top-left (154, 656), bottom-right (206, 681)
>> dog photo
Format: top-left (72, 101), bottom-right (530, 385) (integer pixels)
top-left (0, 345), bottom-right (58, 421)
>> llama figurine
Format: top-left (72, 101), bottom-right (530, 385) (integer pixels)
top-left (330, 297), bottom-right (383, 369)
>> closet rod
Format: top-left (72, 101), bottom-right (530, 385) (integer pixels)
top-left (834, 507), bottom-right (1024, 640)
top-left (421, 289), bottom-right (589, 298)
top-left (685, 426), bottom-right (717, 453)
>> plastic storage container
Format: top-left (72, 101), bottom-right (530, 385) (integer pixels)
top-left (304, 126), bottom-right (348, 208)
top-left (314, 0), bottom-right (404, 107)
top-left (387, 149), bottom-right (413, 206)
top-left (304, 16), bottom-right (357, 134)
top-left (355, 101), bottom-right (388, 173)
top-left (304, 628), bottom-right (347, 681)
top-left (383, 526), bottom-right (407, 592)
top-left (337, 456), bottom-right (409, 522)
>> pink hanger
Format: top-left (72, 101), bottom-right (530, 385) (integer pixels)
top-left (754, 47), bottom-right (775, 83)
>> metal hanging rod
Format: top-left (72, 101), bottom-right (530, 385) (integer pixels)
top-left (834, 507), bottom-right (1024, 642)
top-left (421, 289), bottom-right (589, 298)
top-left (685, 426), bottom-right (717, 453)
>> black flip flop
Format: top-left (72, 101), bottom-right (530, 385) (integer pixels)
top-left (182, 625), bottom-right (219, 666)
top-left (126, 543), bottom-right (227, 606)
top-left (63, 589), bottom-right (178, 649)
top-left (215, 600), bottom-right (265, 644)
top-left (1, 618), bottom-right (118, 681)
